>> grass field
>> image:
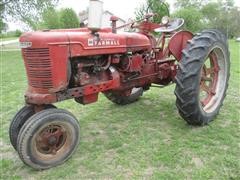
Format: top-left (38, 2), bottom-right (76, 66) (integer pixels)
top-left (0, 41), bottom-right (239, 179)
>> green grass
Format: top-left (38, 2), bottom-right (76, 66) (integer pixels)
top-left (0, 41), bottom-right (239, 179)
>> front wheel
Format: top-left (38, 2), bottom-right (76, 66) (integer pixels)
top-left (9, 104), bottom-right (56, 150)
top-left (17, 109), bottom-right (80, 170)
top-left (175, 29), bottom-right (230, 125)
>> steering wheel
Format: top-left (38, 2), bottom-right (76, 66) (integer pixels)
top-left (128, 1), bottom-right (170, 30)
top-left (154, 18), bottom-right (185, 33)
top-left (130, 0), bottom-right (170, 29)
top-left (130, 13), bottom-right (155, 29)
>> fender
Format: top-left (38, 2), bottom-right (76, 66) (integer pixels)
top-left (168, 31), bottom-right (193, 61)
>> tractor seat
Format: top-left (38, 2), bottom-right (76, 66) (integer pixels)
top-left (154, 18), bottom-right (185, 33)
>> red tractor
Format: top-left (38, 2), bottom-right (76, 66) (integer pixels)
top-left (10, 0), bottom-right (230, 170)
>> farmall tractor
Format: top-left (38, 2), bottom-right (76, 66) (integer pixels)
top-left (10, 0), bottom-right (230, 170)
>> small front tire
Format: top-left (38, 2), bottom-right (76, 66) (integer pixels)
top-left (9, 104), bottom-right (56, 150)
top-left (9, 105), bottom-right (35, 150)
top-left (17, 108), bottom-right (80, 170)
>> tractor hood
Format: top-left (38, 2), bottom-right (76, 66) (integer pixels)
top-left (19, 28), bottom-right (151, 57)
top-left (19, 30), bottom-right (69, 49)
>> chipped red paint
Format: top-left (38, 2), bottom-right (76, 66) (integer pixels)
top-left (19, 20), bottom-right (193, 106)
top-left (168, 31), bottom-right (193, 61)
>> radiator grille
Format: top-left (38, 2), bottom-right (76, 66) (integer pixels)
top-left (23, 48), bottom-right (53, 89)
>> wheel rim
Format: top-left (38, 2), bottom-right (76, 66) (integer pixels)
top-left (36, 125), bottom-right (67, 155)
top-left (31, 121), bottom-right (74, 162)
top-left (199, 46), bottom-right (228, 113)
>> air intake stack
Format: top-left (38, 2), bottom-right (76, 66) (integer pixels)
top-left (88, 0), bottom-right (103, 32)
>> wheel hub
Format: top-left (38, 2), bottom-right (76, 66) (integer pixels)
top-left (36, 125), bottom-right (67, 155)
top-left (198, 44), bottom-right (228, 115)
top-left (48, 136), bottom-right (57, 145)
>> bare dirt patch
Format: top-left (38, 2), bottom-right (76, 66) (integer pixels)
top-left (143, 100), bottom-right (152, 106)
top-left (219, 119), bottom-right (231, 128)
top-left (191, 157), bottom-right (204, 168)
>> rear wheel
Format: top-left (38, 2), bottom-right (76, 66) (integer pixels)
top-left (9, 104), bottom-right (56, 150)
top-left (17, 108), bottom-right (80, 170)
top-left (104, 87), bottom-right (143, 105)
top-left (175, 29), bottom-right (230, 125)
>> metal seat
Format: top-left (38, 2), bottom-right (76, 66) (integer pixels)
top-left (154, 18), bottom-right (185, 33)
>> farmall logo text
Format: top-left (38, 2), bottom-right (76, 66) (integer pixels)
top-left (88, 39), bottom-right (120, 47)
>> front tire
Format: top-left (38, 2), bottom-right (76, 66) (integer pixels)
top-left (17, 109), bottom-right (80, 170)
top-left (175, 29), bottom-right (230, 125)
top-left (9, 104), bottom-right (56, 150)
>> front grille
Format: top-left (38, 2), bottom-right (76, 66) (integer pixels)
top-left (23, 48), bottom-right (53, 89)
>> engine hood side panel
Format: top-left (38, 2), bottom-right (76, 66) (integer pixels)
top-left (67, 32), bottom-right (151, 57)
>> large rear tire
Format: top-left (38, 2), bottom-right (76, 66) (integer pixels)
top-left (175, 29), bottom-right (230, 125)
top-left (104, 87), bottom-right (143, 105)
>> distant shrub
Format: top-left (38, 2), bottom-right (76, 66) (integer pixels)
top-left (15, 30), bottom-right (22, 37)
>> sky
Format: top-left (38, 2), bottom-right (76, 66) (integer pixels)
top-left (58, 0), bottom-right (240, 19)
top-left (7, 0), bottom-right (240, 31)
top-left (6, 0), bottom-right (175, 30)
top-left (58, 0), bottom-right (175, 20)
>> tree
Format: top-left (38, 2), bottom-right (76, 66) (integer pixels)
top-left (0, 19), bottom-right (8, 33)
top-left (215, 6), bottom-right (240, 38)
top-left (39, 8), bottom-right (80, 30)
top-left (201, 2), bottom-right (220, 24)
top-left (41, 7), bottom-right (60, 29)
top-left (173, 7), bottom-right (203, 32)
top-left (201, 0), bottom-right (240, 38)
top-left (135, 0), bottom-right (170, 23)
top-left (15, 29), bottom-right (22, 37)
top-left (227, 7), bottom-right (240, 37)
top-left (0, 1), bottom-right (6, 33)
top-left (174, 0), bottom-right (204, 9)
top-left (174, 0), bottom-right (239, 37)
top-left (59, 8), bottom-right (79, 29)
top-left (221, 0), bottom-right (234, 7)
top-left (1, 0), bottom-right (59, 30)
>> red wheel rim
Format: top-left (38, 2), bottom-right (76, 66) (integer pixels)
top-left (36, 125), bottom-right (67, 155)
top-left (200, 51), bottom-right (220, 109)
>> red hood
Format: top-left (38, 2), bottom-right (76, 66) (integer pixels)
top-left (19, 28), bottom-right (151, 57)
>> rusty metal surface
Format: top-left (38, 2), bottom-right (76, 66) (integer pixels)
top-left (36, 125), bottom-right (67, 155)
top-left (20, 16), bottom-right (194, 106)
top-left (168, 31), bottom-right (193, 61)
top-left (200, 52), bottom-right (219, 107)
